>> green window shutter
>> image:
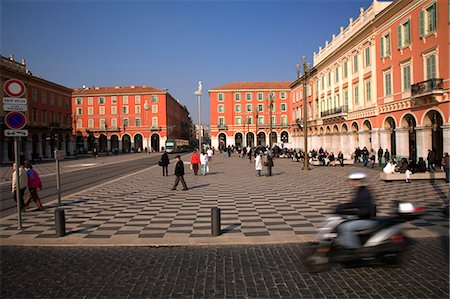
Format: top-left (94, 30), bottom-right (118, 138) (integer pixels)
top-left (419, 10), bottom-right (425, 36)
top-left (380, 37), bottom-right (384, 57)
top-left (405, 21), bottom-right (411, 45)
top-left (386, 35), bottom-right (391, 55)
top-left (397, 25), bottom-right (403, 49)
top-left (432, 3), bottom-right (437, 31)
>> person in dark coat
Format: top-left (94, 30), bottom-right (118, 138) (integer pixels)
top-left (416, 157), bottom-right (427, 173)
top-left (427, 149), bottom-right (436, 172)
top-left (377, 147), bottom-right (383, 166)
top-left (338, 151), bottom-right (344, 167)
top-left (335, 171), bottom-right (376, 249)
top-left (160, 151), bottom-right (170, 176)
top-left (384, 149), bottom-right (390, 164)
top-left (171, 155), bottom-right (188, 191)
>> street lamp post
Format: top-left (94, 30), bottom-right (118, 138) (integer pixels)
top-left (144, 100), bottom-right (150, 153)
top-left (195, 81), bottom-right (203, 150)
top-left (266, 92), bottom-right (275, 176)
top-left (298, 56), bottom-right (311, 170)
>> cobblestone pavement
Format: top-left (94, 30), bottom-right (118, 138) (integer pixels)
top-left (0, 153), bottom-right (448, 246)
top-left (1, 237), bottom-right (448, 298)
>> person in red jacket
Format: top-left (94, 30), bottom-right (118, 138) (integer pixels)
top-left (23, 161), bottom-right (44, 211)
top-left (190, 150), bottom-right (201, 175)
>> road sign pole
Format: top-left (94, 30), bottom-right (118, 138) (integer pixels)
top-left (14, 138), bottom-right (23, 230)
top-left (55, 150), bottom-right (61, 205)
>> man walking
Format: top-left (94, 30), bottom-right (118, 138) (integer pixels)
top-left (377, 147), bottom-right (383, 166)
top-left (171, 155), bottom-right (188, 191)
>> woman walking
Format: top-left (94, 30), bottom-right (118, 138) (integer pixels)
top-left (255, 152), bottom-right (263, 176)
top-left (200, 151), bottom-right (208, 176)
top-left (190, 150), bottom-right (200, 175)
top-left (23, 162), bottom-right (43, 211)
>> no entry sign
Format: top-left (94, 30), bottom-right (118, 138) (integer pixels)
top-left (5, 111), bottom-right (27, 130)
top-left (4, 79), bottom-right (26, 97)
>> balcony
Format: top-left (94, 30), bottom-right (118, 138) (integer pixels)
top-left (150, 126), bottom-right (161, 131)
top-left (218, 125), bottom-right (228, 130)
top-left (411, 78), bottom-right (444, 105)
top-left (320, 105), bottom-right (348, 123)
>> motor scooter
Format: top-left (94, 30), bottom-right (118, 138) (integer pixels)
top-left (304, 201), bottom-right (425, 272)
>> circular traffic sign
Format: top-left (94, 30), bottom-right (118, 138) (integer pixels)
top-left (4, 79), bottom-right (26, 97)
top-left (5, 111), bottom-right (27, 129)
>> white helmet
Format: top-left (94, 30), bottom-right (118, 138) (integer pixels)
top-left (348, 171), bottom-right (367, 180)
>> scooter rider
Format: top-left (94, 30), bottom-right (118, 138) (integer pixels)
top-left (335, 171), bottom-right (376, 250)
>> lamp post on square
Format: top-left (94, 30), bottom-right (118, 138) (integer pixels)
top-left (296, 56), bottom-right (311, 170)
top-left (195, 81), bottom-right (203, 150)
top-left (144, 100), bottom-right (150, 153)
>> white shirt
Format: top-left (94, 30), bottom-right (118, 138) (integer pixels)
top-left (255, 155), bottom-right (263, 170)
top-left (200, 154), bottom-right (208, 165)
top-left (207, 149), bottom-right (213, 157)
top-left (383, 162), bottom-right (396, 174)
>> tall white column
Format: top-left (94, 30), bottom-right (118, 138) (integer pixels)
top-left (379, 129), bottom-right (391, 153)
top-left (370, 129), bottom-right (380, 152)
top-left (348, 132), bottom-right (356, 158)
top-left (340, 133), bottom-right (348, 157)
top-left (358, 131), bottom-right (370, 149)
top-left (415, 125), bottom-right (432, 160)
top-left (442, 123), bottom-right (450, 155)
top-left (395, 128), bottom-right (409, 158)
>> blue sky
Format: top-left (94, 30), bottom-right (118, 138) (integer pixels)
top-left (2, 0), bottom-right (375, 124)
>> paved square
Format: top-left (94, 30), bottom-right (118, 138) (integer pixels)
top-left (0, 153), bottom-right (448, 246)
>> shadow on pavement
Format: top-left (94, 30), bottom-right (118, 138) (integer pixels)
top-left (222, 223), bottom-right (241, 234)
top-left (189, 184), bottom-right (209, 190)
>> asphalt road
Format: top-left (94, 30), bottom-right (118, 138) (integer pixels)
top-left (1, 238), bottom-right (448, 298)
top-left (0, 154), bottom-right (176, 217)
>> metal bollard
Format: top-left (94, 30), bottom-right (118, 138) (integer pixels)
top-left (55, 209), bottom-right (66, 237)
top-left (211, 208), bottom-right (221, 236)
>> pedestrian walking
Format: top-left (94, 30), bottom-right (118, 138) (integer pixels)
top-left (200, 151), bottom-right (208, 176)
top-left (207, 147), bottom-right (213, 162)
top-left (190, 150), bottom-right (200, 175)
top-left (338, 151), bottom-right (344, 167)
top-left (11, 163), bottom-right (27, 211)
top-left (23, 162), bottom-right (43, 211)
top-left (384, 149), bottom-right (390, 164)
top-left (159, 151), bottom-right (170, 176)
top-left (171, 155), bottom-right (188, 191)
top-left (248, 148), bottom-right (253, 162)
top-left (370, 149), bottom-right (376, 168)
top-left (442, 153), bottom-right (449, 183)
top-left (427, 149), bottom-right (436, 172)
top-left (255, 152), bottom-right (263, 176)
top-left (362, 147), bottom-right (369, 167)
top-left (377, 147), bottom-right (383, 166)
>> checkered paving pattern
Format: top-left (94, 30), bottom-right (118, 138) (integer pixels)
top-left (0, 154), bottom-right (448, 244)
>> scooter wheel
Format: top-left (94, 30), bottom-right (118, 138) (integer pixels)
top-left (304, 254), bottom-right (330, 273)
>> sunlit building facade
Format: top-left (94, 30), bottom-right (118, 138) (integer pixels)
top-left (72, 86), bottom-right (191, 153)
top-left (291, 0), bottom-right (449, 161)
top-left (209, 82), bottom-right (292, 150)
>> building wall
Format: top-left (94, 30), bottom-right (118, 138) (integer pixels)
top-left (291, 0), bottom-right (449, 162)
top-left (209, 82), bottom-right (292, 150)
top-left (72, 86), bottom-right (191, 153)
top-left (1, 56), bottom-right (73, 164)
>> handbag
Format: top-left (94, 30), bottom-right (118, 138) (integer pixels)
top-left (158, 161), bottom-right (164, 166)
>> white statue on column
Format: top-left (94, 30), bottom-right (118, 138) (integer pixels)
top-left (198, 81), bottom-right (202, 93)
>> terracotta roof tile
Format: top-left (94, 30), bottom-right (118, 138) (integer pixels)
top-left (209, 81), bottom-right (292, 91)
top-left (72, 85), bottom-right (165, 96)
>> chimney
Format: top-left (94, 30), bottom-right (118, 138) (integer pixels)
top-left (21, 59), bottom-right (26, 65)
top-left (9, 54), bottom-right (14, 61)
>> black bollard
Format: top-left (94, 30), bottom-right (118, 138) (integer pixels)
top-left (211, 208), bottom-right (221, 236)
top-left (55, 209), bottom-right (66, 237)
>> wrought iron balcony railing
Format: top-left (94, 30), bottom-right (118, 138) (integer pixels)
top-left (411, 78), bottom-right (443, 97)
top-left (320, 105), bottom-right (348, 118)
top-left (218, 125), bottom-right (228, 130)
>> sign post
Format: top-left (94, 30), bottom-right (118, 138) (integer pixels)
top-left (14, 139), bottom-right (23, 230)
top-left (4, 79), bottom-right (27, 230)
top-left (54, 150), bottom-right (64, 205)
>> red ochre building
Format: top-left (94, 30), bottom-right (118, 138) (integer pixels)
top-left (1, 55), bottom-right (73, 164)
top-left (210, 0), bottom-right (449, 163)
top-left (72, 86), bottom-right (191, 153)
top-left (209, 82), bottom-right (292, 150)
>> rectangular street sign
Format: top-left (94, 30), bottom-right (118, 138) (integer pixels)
top-left (4, 129), bottom-right (28, 137)
top-left (3, 97), bottom-right (27, 105)
top-left (3, 103), bottom-right (28, 111)
top-left (54, 150), bottom-right (65, 160)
